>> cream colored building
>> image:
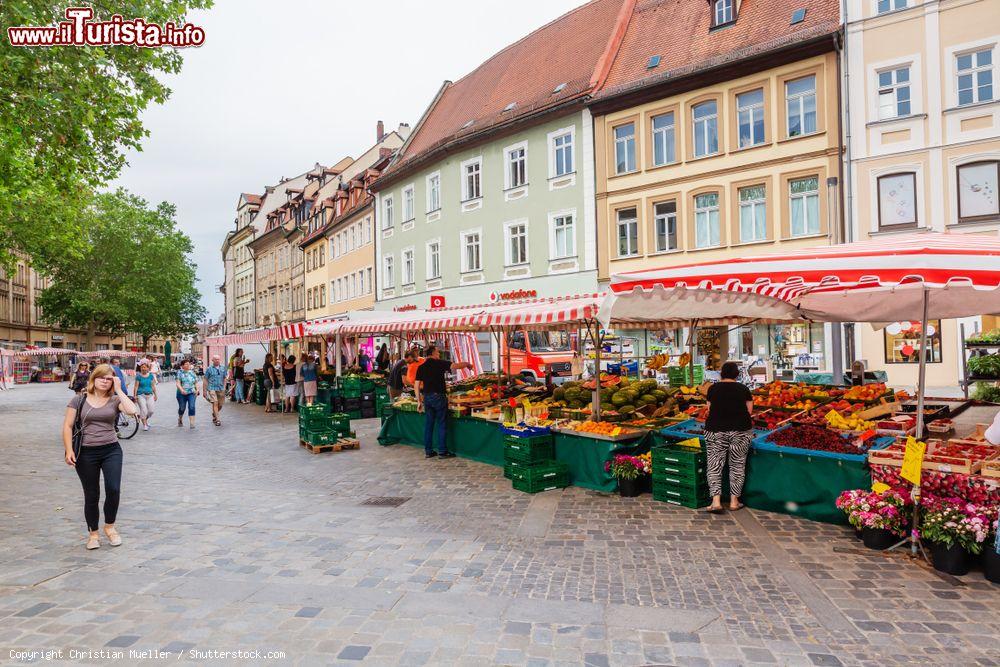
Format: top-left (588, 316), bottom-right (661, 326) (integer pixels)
top-left (845, 0), bottom-right (1000, 387)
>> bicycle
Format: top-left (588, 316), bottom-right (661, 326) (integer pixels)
top-left (115, 412), bottom-right (139, 440)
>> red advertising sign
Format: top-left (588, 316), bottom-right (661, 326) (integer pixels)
top-left (430, 295), bottom-right (446, 309)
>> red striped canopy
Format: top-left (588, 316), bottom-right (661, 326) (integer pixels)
top-left (0, 347), bottom-right (77, 356)
top-left (603, 232), bottom-right (1000, 324)
top-left (205, 322), bottom-right (307, 347)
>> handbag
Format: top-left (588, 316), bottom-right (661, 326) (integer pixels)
top-left (71, 394), bottom-right (86, 459)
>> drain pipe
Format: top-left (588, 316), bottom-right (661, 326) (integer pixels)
top-left (838, 1), bottom-right (854, 244)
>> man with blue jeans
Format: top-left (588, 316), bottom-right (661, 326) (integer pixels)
top-left (203, 355), bottom-right (227, 426)
top-left (415, 345), bottom-right (473, 459)
top-left (110, 357), bottom-right (130, 396)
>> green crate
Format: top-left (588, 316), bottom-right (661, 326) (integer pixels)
top-left (347, 410), bottom-right (362, 420)
top-left (667, 365), bottom-right (704, 388)
top-left (651, 445), bottom-right (706, 468)
top-left (360, 379), bottom-right (376, 392)
top-left (653, 475), bottom-right (708, 495)
top-left (503, 440), bottom-right (555, 465)
top-left (502, 459), bottom-right (533, 480)
top-left (329, 412), bottom-right (350, 429)
top-left (299, 403), bottom-right (330, 417)
top-left (652, 464), bottom-right (706, 483)
top-left (509, 461), bottom-right (569, 493)
top-left (652, 480), bottom-right (710, 505)
top-left (502, 432), bottom-right (553, 447)
top-left (302, 429), bottom-right (339, 445)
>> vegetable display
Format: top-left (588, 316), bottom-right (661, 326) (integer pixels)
top-left (766, 425), bottom-right (867, 454)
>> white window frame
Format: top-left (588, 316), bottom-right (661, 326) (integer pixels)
top-left (547, 126), bottom-right (575, 178)
top-left (401, 247), bottom-right (415, 285)
top-left (738, 185), bottom-right (768, 243)
top-left (877, 65), bottom-right (911, 120)
top-left (956, 47), bottom-right (995, 107)
top-left (651, 112), bottom-right (676, 166)
top-left (426, 239), bottom-right (441, 279)
top-left (616, 208), bottom-right (639, 257)
top-left (461, 156), bottom-right (483, 202)
top-left (786, 75), bottom-right (818, 137)
top-left (382, 196), bottom-right (394, 230)
top-left (504, 140), bottom-right (528, 190)
top-left (460, 229), bottom-right (483, 273)
top-left (653, 201), bottom-right (678, 253)
top-left (875, 0), bottom-right (907, 15)
top-left (504, 219), bottom-right (529, 266)
top-left (694, 193), bottom-right (721, 248)
top-left (366, 267), bottom-right (373, 293)
top-left (693, 101), bottom-right (719, 157)
top-left (548, 209), bottom-right (577, 260)
top-left (613, 122), bottom-right (636, 174)
top-left (789, 177), bottom-right (821, 237)
top-left (383, 255), bottom-right (394, 289)
top-left (426, 172), bottom-right (441, 213)
top-left (736, 89), bottom-right (765, 148)
top-left (714, 0), bottom-right (733, 25)
top-left (401, 184), bottom-right (415, 223)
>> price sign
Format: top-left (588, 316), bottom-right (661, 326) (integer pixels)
top-left (611, 426), bottom-right (622, 437)
top-left (900, 436), bottom-right (926, 486)
top-left (871, 481), bottom-right (891, 494)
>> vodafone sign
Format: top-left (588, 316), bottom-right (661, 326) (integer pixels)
top-left (430, 295), bottom-right (446, 309)
top-left (489, 288), bottom-right (537, 302)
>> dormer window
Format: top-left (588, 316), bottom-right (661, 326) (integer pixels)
top-left (713, 0), bottom-right (734, 26)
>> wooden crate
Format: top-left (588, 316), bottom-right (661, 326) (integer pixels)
top-left (981, 460), bottom-right (1000, 480)
top-left (868, 441), bottom-right (994, 475)
top-left (299, 437), bottom-right (361, 454)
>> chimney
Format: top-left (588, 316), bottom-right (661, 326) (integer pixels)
top-left (376, 120), bottom-right (385, 142)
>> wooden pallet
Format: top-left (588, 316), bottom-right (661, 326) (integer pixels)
top-left (299, 438), bottom-right (361, 454)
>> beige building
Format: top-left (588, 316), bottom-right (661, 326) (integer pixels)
top-left (223, 193), bottom-right (261, 334)
top-left (845, 0), bottom-right (1000, 387)
top-left (590, 0), bottom-right (843, 370)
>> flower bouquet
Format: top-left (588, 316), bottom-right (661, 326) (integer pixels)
top-left (605, 453), bottom-right (651, 497)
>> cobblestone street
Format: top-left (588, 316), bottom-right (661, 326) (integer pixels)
top-left (1, 383), bottom-right (998, 666)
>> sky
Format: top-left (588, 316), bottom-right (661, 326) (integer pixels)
top-left (113, 0), bottom-right (585, 321)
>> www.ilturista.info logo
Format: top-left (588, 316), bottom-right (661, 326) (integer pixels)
top-left (7, 7), bottom-right (205, 48)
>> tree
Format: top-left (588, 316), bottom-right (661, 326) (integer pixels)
top-left (37, 189), bottom-right (206, 349)
top-left (0, 0), bottom-right (213, 271)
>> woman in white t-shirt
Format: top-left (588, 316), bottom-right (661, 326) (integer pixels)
top-left (986, 411), bottom-right (1000, 446)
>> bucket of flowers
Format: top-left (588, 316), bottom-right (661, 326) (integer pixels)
top-left (835, 487), bottom-right (911, 550)
top-left (605, 452), bottom-right (651, 497)
top-left (985, 518), bottom-right (1000, 584)
top-left (921, 497), bottom-right (997, 576)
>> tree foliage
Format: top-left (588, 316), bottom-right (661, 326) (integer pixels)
top-left (37, 189), bottom-right (206, 347)
top-left (0, 0), bottom-right (213, 270)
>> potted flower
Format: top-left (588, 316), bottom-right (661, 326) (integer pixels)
top-left (920, 499), bottom-right (992, 576)
top-left (837, 488), bottom-right (910, 550)
top-left (984, 518), bottom-right (1000, 584)
top-left (605, 453), bottom-right (651, 497)
top-left (835, 489), bottom-right (869, 539)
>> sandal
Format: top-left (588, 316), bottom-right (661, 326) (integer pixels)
top-left (730, 503), bottom-right (745, 511)
top-left (706, 506), bottom-right (726, 514)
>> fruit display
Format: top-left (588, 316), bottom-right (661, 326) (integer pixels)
top-left (875, 415), bottom-right (916, 434)
top-left (581, 373), bottom-right (624, 390)
top-left (766, 425), bottom-right (869, 455)
top-left (753, 410), bottom-right (790, 431)
top-left (560, 420), bottom-right (644, 440)
top-left (927, 418), bottom-right (954, 434)
top-left (871, 464), bottom-right (1000, 506)
top-left (752, 381), bottom-right (809, 407)
top-left (869, 439), bottom-right (999, 474)
top-left (645, 354), bottom-right (673, 370)
top-left (840, 383), bottom-right (890, 403)
top-left (824, 410), bottom-right (875, 432)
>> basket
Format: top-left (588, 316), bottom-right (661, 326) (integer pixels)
top-left (503, 439), bottom-right (555, 465)
top-left (509, 461), bottom-right (570, 493)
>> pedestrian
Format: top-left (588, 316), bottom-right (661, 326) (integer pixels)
top-left (70, 361), bottom-right (90, 394)
top-left (375, 343), bottom-right (390, 373)
top-left (149, 356), bottom-right (162, 385)
top-left (282, 354), bottom-right (299, 413)
top-left (62, 363), bottom-right (140, 549)
top-left (203, 355), bottom-right (227, 426)
top-left (300, 353), bottom-right (319, 406)
top-left (175, 359), bottom-right (200, 428)
top-left (415, 344), bottom-right (473, 459)
top-left (262, 353), bottom-right (279, 413)
top-left (704, 361), bottom-right (754, 514)
top-left (358, 348), bottom-right (371, 373)
top-left (230, 348), bottom-right (248, 403)
top-left (109, 357), bottom-right (130, 397)
top-left (387, 351), bottom-right (411, 401)
top-left (131, 361), bottom-right (157, 431)
top-left (404, 346), bottom-right (425, 388)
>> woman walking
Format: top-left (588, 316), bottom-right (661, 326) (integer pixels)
top-left (230, 349), bottom-right (247, 404)
top-left (375, 343), bottom-right (390, 373)
top-left (69, 361), bottom-right (90, 394)
top-left (62, 364), bottom-right (140, 549)
top-left (262, 353), bottom-right (279, 413)
top-left (132, 361), bottom-right (157, 431)
top-left (704, 361), bottom-right (754, 514)
top-left (300, 353), bottom-right (319, 406)
top-left (175, 359), bottom-right (200, 428)
top-left (282, 354), bottom-right (299, 413)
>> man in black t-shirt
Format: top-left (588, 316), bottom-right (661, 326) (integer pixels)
top-left (414, 345), bottom-right (473, 459)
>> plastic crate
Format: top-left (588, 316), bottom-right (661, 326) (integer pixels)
top-left (667, 365), bottom-right (704, 388)
top-left (509, 461), bottom-right (569, 493)
top-left (652, 480), bottom-right (711, 507)
top-left (651, 444), bottom-right (706, 469)
top-left (652, 463), bottom-right (706, 483)
top-left (503, 438), bottom-right (555, 464)
top-left (360, 379), bottom-right (376, 393)
top-left (302, 429), bottom-right (339, 445)
top-left (347, 409), bottom-right (363, 420)
top-left (653, 475), bottom-right (709, 496)
top-left (502, 460), bottom-right (533, 479)
top-left (299, 403), bottom-right (330, 417)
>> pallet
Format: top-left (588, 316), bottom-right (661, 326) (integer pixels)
top-left (299, 438), bottom-right (361, 454)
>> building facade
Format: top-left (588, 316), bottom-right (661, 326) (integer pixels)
top-left (590, 0), bottom-right (843, 368)
top-left (230, 193), bottom-right (262, 333)
top-left (845, 0), bottom-right (1000, 387)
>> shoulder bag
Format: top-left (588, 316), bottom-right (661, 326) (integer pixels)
top-left (71, 393), bottom-right (87, 459)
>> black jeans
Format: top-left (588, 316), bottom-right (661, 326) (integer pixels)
top-left (75, 442), bottom-right (123, 532)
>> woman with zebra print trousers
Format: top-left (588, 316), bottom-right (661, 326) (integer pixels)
top-left (704, 361), bottom-right (755, 514)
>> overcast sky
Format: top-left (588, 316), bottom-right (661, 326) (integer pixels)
top-left (113, 0), bottom-right (584, 321)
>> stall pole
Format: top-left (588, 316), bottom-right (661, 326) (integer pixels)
top-left (831, 323), bottom-right (844, 385)
top-left (335, 333), bottom-right (342, 377)
top-left (687, 320), bottom-right (699, 386)
top-left (587, 319), bottom-right (603, 421)
top-left (319, 336), bottom-right (328, 373)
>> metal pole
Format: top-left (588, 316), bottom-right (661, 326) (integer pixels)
top-left (831, 322), bottom-right (844, 385)
top-left (909, 287), bottom-right (931, 559)
top-left (592, 320), bottom-right (602, 421)
top-left (688, 320), bottom-right (699, 386)
top-left (335, 332), bottom-right (342, 377)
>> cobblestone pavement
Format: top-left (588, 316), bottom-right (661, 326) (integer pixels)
top-left (1, 384), bottom-right (998, 666)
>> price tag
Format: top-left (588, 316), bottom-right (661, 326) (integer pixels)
top-left (871, 481), bottom-right (891, 494)
top-left (611, 427), bottom-right (622, 436)
top-left (900, 436), bottom-right (926, 486)
top-left (858, 429), bottom-right (876, 442)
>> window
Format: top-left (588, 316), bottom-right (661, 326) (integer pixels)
top-left (463, 159), bottom-right (482, 200)
top-left (319, 285), bottom-right (325, 307)
top-left (713, 0), bottom-right (733, 25)
top-left (462, 231), bottom-right (482, 272)
top-left (616, 208), bottom-right (639, 257)
top-left (737, 89), bottom-right (765, 147)
top-left (653, 202), bottom-right (678, 252)
top-left (877, 173), bottom-right (918, 228)
top-left (552, 131), bottom-right (574, 176)
top-left (307, 289), bottom-right (313, 310)
top-left (551, 213), bottom-right (575, 259)
top-left (382, 196), bottom-right (393, 229)
top-left (957, 49), bottom-right (994, 106)
top-left (366, 267), bottom-right (373, 293)
top-left (305, 251), bottom-right (312, 272)
top-left (505, 222), bottom-right (528, 265)
top-left (878, 67), bottom-right (911, 119)
top-left (427, 241), bottom-right (441, 279)
top-left (427, 173), bottom-right (440, 212)
top-left (884, 319), bottom-right (941, 363)
top-left (402, 248), bottom-right (414, 285)
top-left (318, 248), bottom-right (325, 266)
top-left (786, 76), bottom-right (817, 137)
top-left (651, 112), bottom-right (675, 166)
top-left (402, 185), bottom-right (415, 222)
top-left (957, 161), bottom-right (1000, 222)
top-left (506, 144), bottom-right (527, 189)
top-left (358, 270), bottom-right (365, 295)
top-left (332, 280), bottom-right (339, 303)
top-left (739, 185), bottom-right (768, 242)
top-left (364, 219), bottom-right (372, 244)
top-left (383, 256), bottom-right (394, 288)
top-left (693, 101), bottom-right (719, 157)
top-left (877, 0), bottom-right (907, 13)
top-left (614, 123), bottom-right (636, 174)
top-left (789, 177), bottom-right (821, 236)
top-left (694, 193), bottom-right (721, 248)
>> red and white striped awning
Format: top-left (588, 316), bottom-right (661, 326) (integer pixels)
top-left (602, 232), bottom-right (1000, 325)
top-left (0, 347), bottom-right (77, 356)
top-left (204, 322), bottom-right (307, 347)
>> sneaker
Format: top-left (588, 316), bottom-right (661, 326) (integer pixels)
top-left (143, 425), bottom-right (149, 431)
top-left (189, 424), bottom-right (196, 430)
top-left (439, 452), bottom-right (457, 459)
top-left (425, 451), bottom-right (438, 459)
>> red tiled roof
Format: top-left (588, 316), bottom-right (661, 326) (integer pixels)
top-left (241, 193), bottom-right (262, 205)
top-left (597, 0), bottom-right (840, 98)
top-left (383, 0), bottom-right (631, 182)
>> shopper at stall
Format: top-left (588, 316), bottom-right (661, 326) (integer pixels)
top-left (358, 348), bottom-right (371, 374)
top-left (262, 354), bottom-right (279, 413)
top-left (415, 345), bottom-right (473, 459)
top-left (70, 361), bottom-right (90, 394)
top-left (203, 355), bottom-right (227, 426)
top-left (986, 410), bottom-right (1000, 445)
top-left (282, 354), bottom-right (299, 413)
top-left (230, 349), bottom-right (248, 403)
top-left (132, 362), bottom-right (157, 431)
top-left (404, 346), bottom-right (424, 388)
top-left (175, 359), bottom-right (200, 428)
top-left (109, 357), bottom-right (130, 397)
top-left (387, 351), bottom-right (412, 400)
top-left (375, 344), bottom-right (390, 373)
top-left (300, 353), bottom-right (319, 406)
top-left (62, 364), bottom-right (140, 550)
top-left (704, 361), bottom-right (754, 514)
